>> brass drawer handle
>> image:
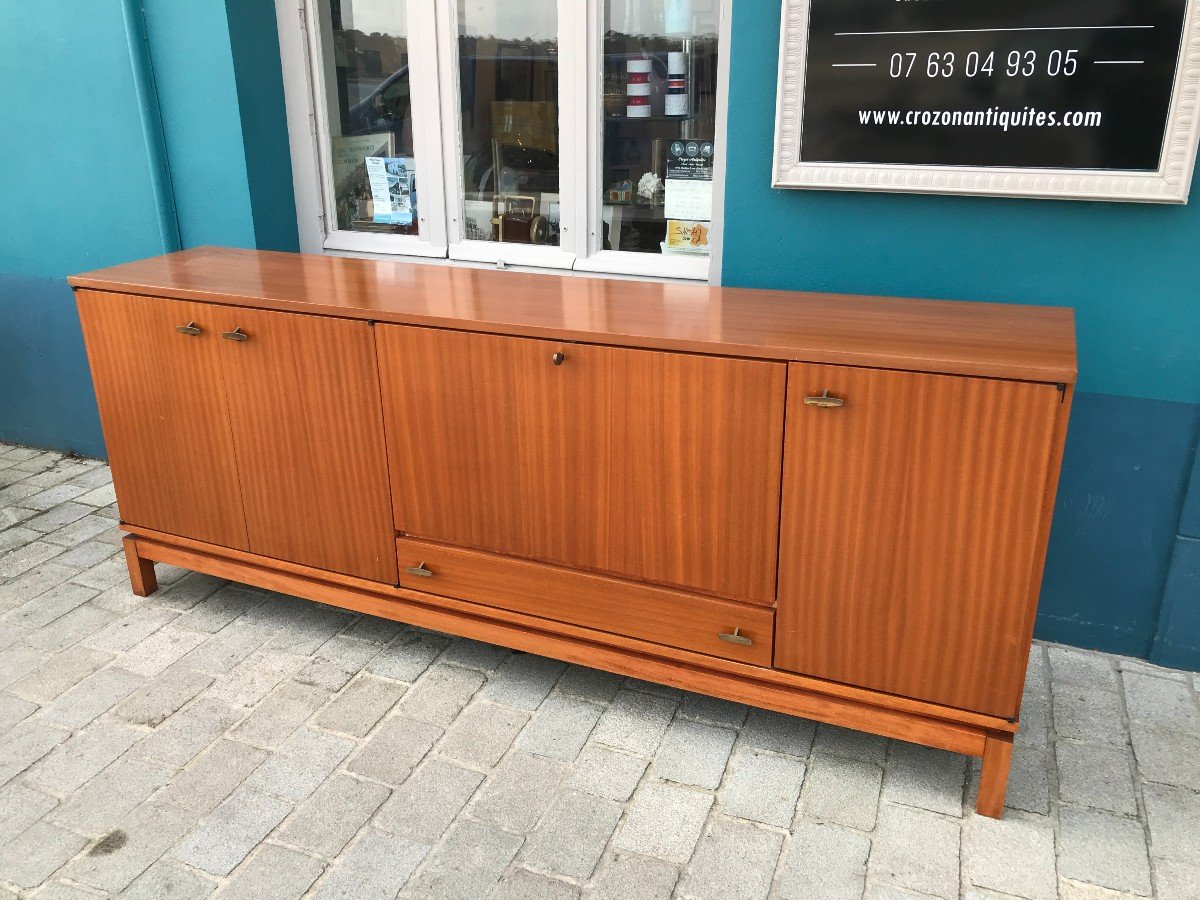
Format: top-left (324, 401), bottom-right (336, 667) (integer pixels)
top-left (176, 322), bottom-right (201, 336)
top-left (406, 562), bottom-right (433, 578)
top-left (718, 627), bottom-right (753, 646)
top-left (221, 327), bottom-right (248, 342)
top-left (552, 352), bottom-right (566, 366)
top-left (803, 390), bottom-right (844, 409)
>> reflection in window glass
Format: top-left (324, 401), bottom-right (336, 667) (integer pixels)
top-left (323, 1), bottom-right (418, 236)
top-left (602, 0), bottom-right (719, 256)
top-left (457, 1), bottom-right (560, 246)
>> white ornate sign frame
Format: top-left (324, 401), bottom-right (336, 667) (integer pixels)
top-left (772, 0), bottom-right (1200, 202)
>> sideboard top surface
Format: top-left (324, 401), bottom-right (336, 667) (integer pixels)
top-left (69, 247), bottom-right (1077, 383)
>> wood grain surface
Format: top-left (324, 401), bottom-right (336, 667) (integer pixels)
top-left (774, 362), bottom-right (1062, 719)
top-left (376, 324), bottom-right (786, 602)
top-left (68, 247), bottom-right (1078, 383)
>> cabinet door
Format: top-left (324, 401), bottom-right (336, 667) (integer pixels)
top-left (376, 326), bottom-right (786, 602)
top-left (214, 308), bottom-right (397, 584)
top-left (775, 363), bottom-right (1062, 718)
top-left (76, 291), bottom-right (249, 550)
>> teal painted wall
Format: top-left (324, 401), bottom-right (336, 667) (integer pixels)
top-left (0, 0), bottom-right (297, 458)
top-left (722, 0), bottom-right (1200, 666)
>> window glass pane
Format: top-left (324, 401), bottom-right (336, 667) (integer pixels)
top-left (602, 1), bottom-right (719, 256)
top-left (457, 1), bottom-right (560, 246)
top-left (322, 1), bottom-right (419, 236)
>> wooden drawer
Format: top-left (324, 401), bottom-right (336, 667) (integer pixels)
top-left (396, 537), bottom-right (774, 666)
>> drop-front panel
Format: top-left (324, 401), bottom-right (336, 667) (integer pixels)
top-left (70, 247), bottom-right (1077, 819)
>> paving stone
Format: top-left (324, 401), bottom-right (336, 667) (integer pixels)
top-left (44, 513), bottom-right (115, 549)
top-left (721, 748), bottom-right (806, 827)
top-left (174, 788), bottom-right (292, 876)
top-left (1123, 672), bottom-right (1200, 733)
top-left (27, 719), bottom-right (143, 793)
top-left (880, 741), bottom-right (967, 817)
top-left (74, 555), bottom-right (138, 591)
top-left (345, 715), bottom-right (442, 785)
top-left (120, 861), bottom-right (216, 900)
top-left (178, 619), bottom-right (276, 676)
top-left (554, 664), bottom-right (625, 703)
top-left (0, 820), bottom-right (88, 889)
top-left (585, 851), bottom-right (679, 900)
top-left (0, 525), bottom-right (40, 554)
top-left (366, 629), bottom-right (450, 682)
top-left (339, 615), bottom-right (405, 645)
top-left (778, 820), bottom-right (871, 900)
top-left (653, 718), bottom-right (737, 790)
top-left (228, 682), bottom-right (329, 750)
top-left (42, 665), bottom-right (143, 729)
top-left (566, 744), bottom-right (649, 802)
top-left (1054, 688), bottom-right (1128, 747)
top-left (622, 677), bottom-right (684, 699)
top-left (65, 802), bottom-right (194, 893)
top-left (0, 781), bottom-right (58, 844)
top-left (613, 781), bottom-right (713, 864)
top-left (113, 665), bottom-right (213, 727)
top-left (1018, 680), bottom-right (1052, 747)
top-left (0, 643), bottom-right (51, 691)
top-left (678, 818), bottom-right (783, 900)
top-left (6, 581), bottom-right (96, 631)
top-left (799, 753), bottom-right (883, 831)
top-left (119, 626), bottom-right (209, 677)
top-left (25, 503), bottom-right (94, 534)
top-left (0, 693), bottom-right (37, 732)
top-left (438, 700), bottom-right (530, 768)
top-left (1007, 741), bottom-right (1052, 814)
top-left (221, 843), bottom-right (326, 900)
top-left (0, 540), bottom-right (65, 576)
top-left (1059, 805), bottom-right (1153, 895)
top-left (26, 602), bottom-right (117, 653)
top-left (137, 697), bottom-right (242, 766)
top-left (315, 674), bottom-right (406, 737)
top-left (470, 751), bottom-right (568, 833)
top-left (1154, 858), bottom-right (1200, 900)
top-left (402, 819), bottom-right (520, 900)
top-left (590, 688), bottom-right (677, 755)
top-left (84, 605), bottom-right (176, 654)
top-left (294, 635), bottom-right (382, 692)
top-left (30, 880), bottom-right (110, 900)
top-left (964, 814), bottom-right (1057, 900)
top-left (520, 790), bottom-right (622, 880)
top-left (0, 720), bottom-right (69, 786)
top-left (53, 538), bottom-right (119, 570)
top-left (374, 758), bottom-right (482, 844)
top-left (278, 773), bottom-right (390, 859)
top-left (1056, 739), bottom-right (1138, 814)
top-left (264, 600), bottom-right (350, 656)
top-left (206, 651), bottom-right (303, 708)
top-left (517, 692), bottom-right (604, 762)
top-left (1130, 723), bottom-right (1200, 790)
top-left (242, 726), bottom-right (355, 801)
top-left (868, 804), bottom-right (961, 900)
top-left (156, 572), bottom-right (226, 611)
top-left (398, 663), bottom-right (485, 725)
top-left (487, 869), bottom-right (580, 900)
top-left (677, 692), bottom-right (750, 729)
top-left (1143, 782), bottom-right (1200, 863)
top-left (480, 652), bottom-right (567, 710)
top-left (812, 723), bottom-right (890, 766)
top-left (152, 738), bottom-right (268, 814)
top-left (50, 754), bottom-right (176, 835)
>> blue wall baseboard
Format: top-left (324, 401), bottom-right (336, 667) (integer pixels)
top-left (0, 275), bottom-right (105, 459)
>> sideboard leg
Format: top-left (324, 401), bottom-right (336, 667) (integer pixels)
top-left (976, 733), bottom-right (1014, 819)
top-left (123, 535), bottom-right (158, 597)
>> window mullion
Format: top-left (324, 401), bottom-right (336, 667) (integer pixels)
top-left (557, 0), bottom-right (589, 263)
top-left (406, 0), bottom-right (450, 251)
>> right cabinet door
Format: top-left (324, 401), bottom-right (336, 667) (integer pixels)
top-left (376, 326), bottom-right (786, 603)
top-left (775, 363), bottom-right (1062, 718)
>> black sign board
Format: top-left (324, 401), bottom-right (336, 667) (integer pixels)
top-left (792, 0), bottom-right (1190, 173)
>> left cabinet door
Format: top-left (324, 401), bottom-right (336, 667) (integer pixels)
top-left (76, 291), bottom-right (250, 550)
top-left (212, 307), bottom-right (398, 584)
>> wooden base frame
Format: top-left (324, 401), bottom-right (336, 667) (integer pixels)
top-left (122, 526), bottom-right (1017, 818)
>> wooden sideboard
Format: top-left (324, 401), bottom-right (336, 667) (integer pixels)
top-left (69, 247), bottom-right (1076, 818)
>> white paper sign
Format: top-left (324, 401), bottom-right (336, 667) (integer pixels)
top-left (664, 140), bottom-right (714, 221)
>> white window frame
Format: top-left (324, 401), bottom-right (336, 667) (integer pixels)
top-left (274, 0), bottom-right (730, 283)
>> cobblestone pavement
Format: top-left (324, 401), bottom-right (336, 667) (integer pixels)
top-left (0, 442), bottom-right (1198, 900)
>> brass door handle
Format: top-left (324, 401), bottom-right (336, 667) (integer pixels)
top-left (406, 562), bottom-right (433, 578)
top-left (803, 390), bottom-right (844, 409)
top-left (221, 327), bottom-right (248, 342)
top-left (176, 322), bottom-right (201, 336)
top-left (552, 352), bottom-right (566, 366)
top-left (718, 627), bottom-right (753, 646)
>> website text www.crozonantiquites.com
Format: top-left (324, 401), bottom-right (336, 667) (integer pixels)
top-left (856, 107), bottom-right (1104, 131)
